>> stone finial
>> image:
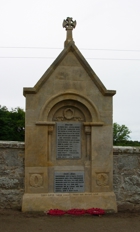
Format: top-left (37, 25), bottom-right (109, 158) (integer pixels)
top-left (63, 17), bottom-right (76, 47)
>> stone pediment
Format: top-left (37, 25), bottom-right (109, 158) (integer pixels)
top-left (23, 41), bottom-right (116, 97)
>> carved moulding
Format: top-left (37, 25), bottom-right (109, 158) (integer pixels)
top-left (29, 174), bottom-right (43, 187)
top-left (53, 106), bottom-right (85, 122)
top-left (96, 173), bottom-right (109, 186)
top-left (38, 92), bottom-right (100, 122)
top-left (25, 167), bottom-right (48, 193)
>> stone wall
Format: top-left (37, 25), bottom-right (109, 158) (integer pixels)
top-left (0, 141), bottom-right (140, 211)
top-left (0, 141), bottom-right (24, 209)
top-left (113, 146), bottom-right (140, 211)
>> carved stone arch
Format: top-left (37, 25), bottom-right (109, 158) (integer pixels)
top-left (39, 92), bottom-right (100, 122)
top-left (48, 100), bottom-right (92, 122)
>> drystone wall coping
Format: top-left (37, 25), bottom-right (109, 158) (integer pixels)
top-left (0, 141), bottom-right (25, 149)
top-left (0, 141), bottom-right (140, 154)
top-left (113, 146), bottom-right (140, 154)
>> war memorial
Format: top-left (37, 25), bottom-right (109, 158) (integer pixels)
top-left (22, 17), bottom-right (117, 212)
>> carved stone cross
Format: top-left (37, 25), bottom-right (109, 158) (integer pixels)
top-left (63, 17), bottom-right (76, 47)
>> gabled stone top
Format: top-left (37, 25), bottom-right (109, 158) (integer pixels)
top-left (23, 18), bottom-right (116, 97)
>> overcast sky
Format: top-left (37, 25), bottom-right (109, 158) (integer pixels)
top-left (0, 0), bottom-right (140, 141)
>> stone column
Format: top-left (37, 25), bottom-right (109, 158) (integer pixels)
top-left (48, 126), bottom-right (54, 161)
top-left (84, 126), bottom-right (91, 160)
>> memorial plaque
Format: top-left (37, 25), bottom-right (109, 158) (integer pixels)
top-left (56, 122), bottom-right (81, 159)
top-left (54, 171), bottom-right (84, 193)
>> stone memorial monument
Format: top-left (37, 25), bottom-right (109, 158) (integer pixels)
top-left (22, 17), bottom-right (117, 212)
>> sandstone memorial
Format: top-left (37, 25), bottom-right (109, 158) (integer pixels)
top-left (22, 17), bottom-right (117, 212)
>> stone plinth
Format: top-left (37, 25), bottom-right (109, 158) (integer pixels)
top-left (22, 192), bottom-right (117, 212)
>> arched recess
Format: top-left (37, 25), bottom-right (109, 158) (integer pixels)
top-left (38, 92), bottom-right (100, 122)
top-left (48, 100), bottom-right (92, 122)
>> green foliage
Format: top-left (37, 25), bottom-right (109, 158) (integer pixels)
top-left (113, 122), bottom-right (131, 146)
top-left (121, 140), bottom-right (140, 146)
top-left (0, 105), bottom-right (25, 141)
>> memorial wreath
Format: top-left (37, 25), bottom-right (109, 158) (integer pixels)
top-left (46, 207), bottom-right (105, 216)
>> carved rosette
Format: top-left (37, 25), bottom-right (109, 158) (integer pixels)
top-left (96, 173), bottom-right (109, 186)
top-left (53, 107), bottom-right (85, 122)
top-left (63, 108), bottom-right (74, 119)
top-left (29, 174), bottom-right (43, 187)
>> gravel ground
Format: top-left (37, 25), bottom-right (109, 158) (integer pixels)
top-left (0, 210), bottom-right (140, 232)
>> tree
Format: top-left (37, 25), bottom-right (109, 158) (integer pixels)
top-left (113, 122), bottom-right (131, 145)
top-left (0, 106), bottom-right (25, 141)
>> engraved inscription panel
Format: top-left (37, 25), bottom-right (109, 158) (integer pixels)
top-left (54, 171), bottom-right (84, 193)
top-left (56, 122), bottom-right (81, 159)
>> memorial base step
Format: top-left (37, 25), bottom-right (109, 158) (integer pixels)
top-left (22, 192), bottom-right (117, 212)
